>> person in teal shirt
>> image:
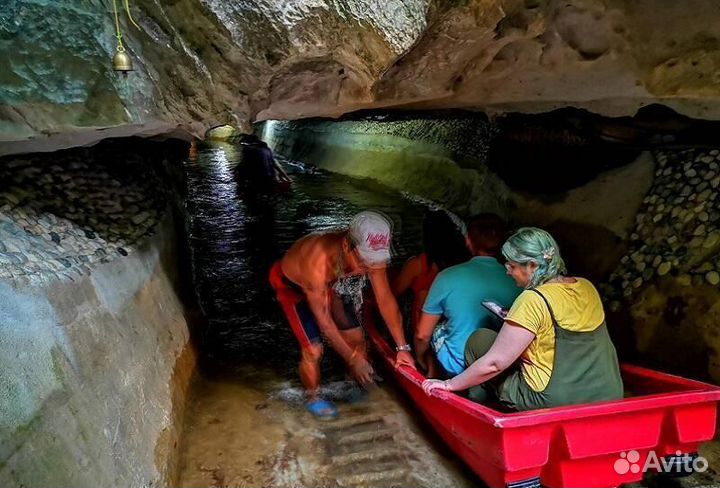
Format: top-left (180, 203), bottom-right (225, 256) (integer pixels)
top-left (415, 214), bottom-right (521, 377)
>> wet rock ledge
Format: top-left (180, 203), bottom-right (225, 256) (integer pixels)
top-left (0, 138), bottom-right (197, 488)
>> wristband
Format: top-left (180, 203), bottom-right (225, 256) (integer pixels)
top-left (396, 344), bottom-right (412, 352)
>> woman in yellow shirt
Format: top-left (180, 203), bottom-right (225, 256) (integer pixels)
top-left (422, 227), bottom-right (623, 411)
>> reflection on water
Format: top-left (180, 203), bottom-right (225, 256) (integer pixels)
top-left (183, 142), bottom-right (426, 373)
top-left (178, 142), bottom-right (480, 488)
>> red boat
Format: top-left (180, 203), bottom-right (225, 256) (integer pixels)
top-left (365, 316), bottom-right (720, 488)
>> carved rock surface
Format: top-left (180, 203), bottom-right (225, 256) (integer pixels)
top-left (3, 0), bottom-right (720, 154)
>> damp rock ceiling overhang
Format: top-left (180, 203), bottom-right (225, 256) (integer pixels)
top-left (2, 0), bottom-right (720, 154)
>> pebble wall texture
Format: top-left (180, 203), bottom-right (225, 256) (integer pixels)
top-left (597, 148), bottom-right (720, 382)
top-left (0, 143), bottom-right (166, 286)
top-left (606, 149), bottom-right (720, 302)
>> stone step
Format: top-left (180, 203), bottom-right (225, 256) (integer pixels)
top-left (331, 447), bottom-right (405, 466)
top-left (336, 429), bottom-right (396, 445)
top-left (322, 413), bottom-right (384, 431)
top-left (335, 468), bottom-right (409, 487)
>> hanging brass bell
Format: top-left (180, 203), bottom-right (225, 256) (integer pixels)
top-left (112, 46), bottom-right (133, 73)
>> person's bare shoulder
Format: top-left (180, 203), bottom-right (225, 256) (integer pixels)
top-left (281, 232), bottom-right (340, 290)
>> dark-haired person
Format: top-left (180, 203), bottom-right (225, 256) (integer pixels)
top-left (415, 214), bottom-right (520, 378)
top-left (236, 135), bottom-right (291, 190)
top-left (422, 227), bottom-right (623, 411)
top-left (392, 209), bottom-right (471, 333)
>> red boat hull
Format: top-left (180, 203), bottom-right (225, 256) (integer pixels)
top-left (365, 316), bottom-right (720, 488)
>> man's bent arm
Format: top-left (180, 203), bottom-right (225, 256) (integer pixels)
top-left (305, 288), bottom-right (355, 361)
top-left (369, 268), bottom-right (409, 348)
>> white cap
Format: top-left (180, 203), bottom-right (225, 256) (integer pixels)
top-left (348, 211), bottom-right (392, 267)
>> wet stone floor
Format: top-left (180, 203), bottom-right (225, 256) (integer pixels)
top-left (176, 366), bottom-right (476, 488)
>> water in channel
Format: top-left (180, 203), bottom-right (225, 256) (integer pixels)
top-left (176, 142), bottom-right (720, 488)
top-left (177, 141), bottom-right (477, 488)
top-left (184, 142), bottom-right (428, 369)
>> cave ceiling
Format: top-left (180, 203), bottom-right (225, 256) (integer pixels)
top-left (1, 0), bottom-right (720, 154)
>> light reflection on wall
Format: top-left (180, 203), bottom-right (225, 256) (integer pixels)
top-left (261, 120), bottom-right (278, 147)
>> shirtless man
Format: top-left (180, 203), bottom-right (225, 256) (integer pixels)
top-left (269, 211), bottom-right (415, 419)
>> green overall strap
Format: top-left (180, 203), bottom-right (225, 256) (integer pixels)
top-left (530, 288), bottom-right (559, 327)
top-left (528, 288), bottom-right (624, 407)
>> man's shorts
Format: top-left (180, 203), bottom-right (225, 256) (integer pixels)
top-left (269, 261), bottom-right (322, 349)
top-left (269, 261), bottom-right (362, 350)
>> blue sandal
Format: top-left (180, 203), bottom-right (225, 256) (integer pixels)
top-left (306, 398), bottom-right (339, 420)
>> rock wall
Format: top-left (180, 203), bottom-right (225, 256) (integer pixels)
top-left (0, 143), bottom-right (167, 285)
top-left (0, 140), bottom-right (197, 487)
top-left (515, 151), bottom-right (655, 282)
top-left (263, 117), bottom-right (511, 217)
top-left (605, 148), bottom-right (720, 381)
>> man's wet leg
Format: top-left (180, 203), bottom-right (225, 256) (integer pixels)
top-left (300, 342), bottom-right (323, 398)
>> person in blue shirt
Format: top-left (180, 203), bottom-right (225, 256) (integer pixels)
top-left (415, 214), bottom-right (521, 377)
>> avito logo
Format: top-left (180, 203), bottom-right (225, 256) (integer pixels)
top-left (614, 450), bottom-right (708, 475)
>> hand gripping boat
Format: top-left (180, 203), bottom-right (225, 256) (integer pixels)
top-left (364, 316), bottom-right (720, 488)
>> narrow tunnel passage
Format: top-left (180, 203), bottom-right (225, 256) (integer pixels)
top-left (176, 141), bottom-right (477, 487)
top-left (2, 110), bottom-right (720, 488)
top-left (5, 2), bottom-right (720, 487)
top-left (175, 106), bottom-right (720, 488)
